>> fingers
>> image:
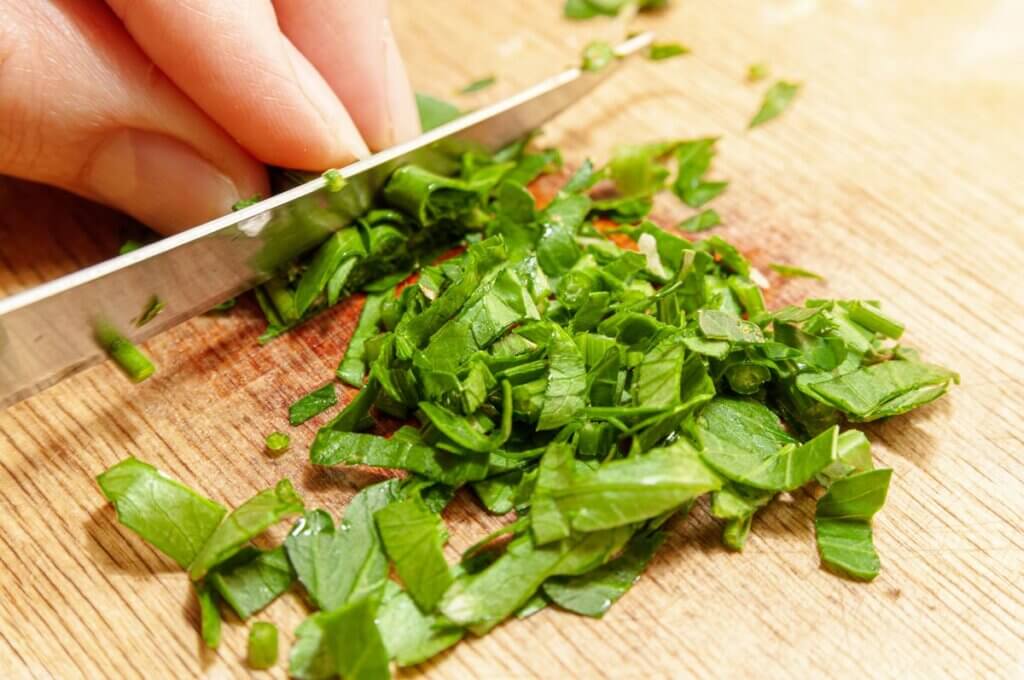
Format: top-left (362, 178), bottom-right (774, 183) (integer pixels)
top-left (274, 0), bottom-right (421, 151)
top-left (0, 1), bottom-right (267, 234)
top-left (104, 0), bottom-right (369, 170)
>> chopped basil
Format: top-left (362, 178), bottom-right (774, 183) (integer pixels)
top-left (678, 209), bottom-right (721, 233)
top-left (649, 42), bottom-right (689, 61)
top-left (247, 621), bottom-right (278, 670)
top-left (289, 384), bottom-right (338, 425)
top-left (95, 323), bottom-right (155, 383)
top-left (581, 41), bottom-right (615, 72)
top-left (749, 80), bottom-right (801, 128)
top-left (460, 75), bottom-right (496, 94)
top-left (769, 262), bottom-right (823, 280)
top-left (746, 62), bottom-right (769, 83)
top-left (265, 431), bottom-right (290, 455)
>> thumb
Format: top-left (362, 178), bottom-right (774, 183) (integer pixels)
top-left (0, 2), bottom-right (267, 234)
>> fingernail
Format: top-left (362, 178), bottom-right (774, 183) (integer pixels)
top-left (85, 129), bottom-right (241, 233)
top-left (286, 43), bottom-right (370, 162)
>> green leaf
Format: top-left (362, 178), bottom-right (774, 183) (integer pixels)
top-left (337, 294), bottom-right (386, 387)
top-left (815, 470), bottom-right (892, 581)
top-left (747, 62), bottom-right (769, 83)
top-left (749, 80), bottom-right (801, 128)
top-left (289, 596), bottom-right (390, 680)
top-left (672, 138), bottom-right (728, 209)
top-left (311, 431), bottom-right (490, 486)
top-left (188, 480), bottom-right (304, 581)
top-left (634, 337), bottom-right (686, 408)
top-left (649, 42), bottom-right (690, 61)
top-left (375, 497), bottom-right (452, 611)
top-left (700, 408), bottom-right (836, 492)
top-left (460, 75), bottom-right (496, 94)
top-left (134, 295), bottom-right (165, 327)
top-left (581, 40), bottom-right (615, 72)
top-left (209, 547), bottom-right (294, 619)
top-left (678, 209), bottom-right (721, 233)
top-left (289, 384), bottom-right (338, 426)
top-left (607, 140), bottom-right (678, 197)
top-left (97, 457), bottom-right (226, 568)
top-left (265, 431), bottom-right (290, 455)
top-left (416, 92), bottom-right (461, 131)
top-left (709, 483), bottom-right (774, 550)
top-left (536, 194), bottom-right (588, 276)
top-left (439, 527), bottom-right (632, 634)
top-left (799, 359), bottom-right (958, 421)
top-left (537, 325), bottom-right (587, 431)
top-left (95, 323), bottom-right (155, 383)
top-left (285, 481), bottom-right (400, 612)
top-left (543, 531), bottom-right (665, 617)
top-left (294, 229), bottom-right (365, 316)
top-left (769, 263), bottom-right (823, 280)
top-left (377, 581), bottom-right (463, 666)
top-left (532, 442), bottom-right (722, 539)
top-left (247, 622), bottom-right (278, 670)
top-left (698, 309), bottom-right (765, 344)
top-left (196, 583), bottom-right (221, 650)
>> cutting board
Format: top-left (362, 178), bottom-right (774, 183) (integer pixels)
top-left (1, 1), bottom-right (1022, 677)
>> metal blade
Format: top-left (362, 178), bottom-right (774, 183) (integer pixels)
top-left (0, 32), bottom-right (653, 408)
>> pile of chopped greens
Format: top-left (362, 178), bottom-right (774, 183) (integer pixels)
top-left (96, 90), bottom-right (955, 679)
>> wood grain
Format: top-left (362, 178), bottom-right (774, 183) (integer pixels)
top-left (2, 1), bottom-right (1023, 678)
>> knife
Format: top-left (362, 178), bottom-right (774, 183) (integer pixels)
top-left (0, 32), bottom-right (653, 409)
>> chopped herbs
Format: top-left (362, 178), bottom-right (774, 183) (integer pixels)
top-left (749, 80), bottom-right (801, 128)
top-left (133, 296), bottom-right (165, 327)
top-left (769, 263), bottom-right (823, 280)
top-left (460, 75), bottom-right (496, 94)
top-left (95, 323), bottom-right (155, 383)
top-left (581, 41), bottom-right (616, 72)
top-left (247, 622), bottom-right (278, 670)
top-left (289, 384), bottom-right (338, 425)
top-left (564, 0), bottom-right (667, 19)
top-left (747, 62), bottom-right (769, 83)
top-left (322, 169), bottom-right (346, 193)
top-left (265, 431), bottom-right (290, 455)
top-left (415, 92), bottom-right (461, 131)
top-left (678, 209), bottom-right (721, 233)
top-left (97, 91), bottom-right (956, 676)
top-left (649, 42), bottom-right (689, 61)
top-left (232, 195), bottom-right (262, 211)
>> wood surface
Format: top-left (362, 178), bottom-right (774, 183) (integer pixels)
top-left (2, 1), bottom-right (1023, 678)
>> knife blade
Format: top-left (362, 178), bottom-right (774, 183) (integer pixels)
top-left (0, 32), bottom-right (653, 408)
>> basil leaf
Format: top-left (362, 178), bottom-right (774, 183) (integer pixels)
top-left (460, 75), bottom-right (496, 94)
top-left (416, 92), bottom-right (460, 131)
top-left (209, 547), bottom-right (294, 619)
top-left (97, 457), bottom-right (227, 568)
top-left (337, 294), bottom-right (386, 386)
top-left (532, 442), bottom-right (722, 539)
top-left (311, 431), bottom-right (490, 486)
top-left (649, 42), bottom-right (689, 61)
top-left (375, 497), bottom-right (452, 611)
top-left (749, 80), bottom-right (801, 128)
top-left (286, 481), bottom-right (400, 612)
top-left (289, 384), bottom-right (338, 425)
top-left (188, 480), bottom-right (304, 580)
top-left (196, 583), bottom-right (221, 650)
top-left (678, 209), bottom-right (721, 233)
top-left (698, 309), bottom-right (765, 344)
top-left (815, 468), bottom-right (892, 581)
top-left (543, 530), bottom-right (665, 617)
top-left (289, 596), bottom-right (390, 680)
top-left (709, 483), bottom-right (774, 550)
top-left (439, 527), bottom-right (632, 634)
top-left (377, 581), bottom-right (463, 666)
top-left (769, 263), bottom-right (823, 280)
top-left (247, 621), bottom-right (278, 670)
top-left (537, 325), bottom-right (587, 431)
top-left (799, 359), bottom-right (958, 421)
top-left (747, 62), bottom-right (769, 83)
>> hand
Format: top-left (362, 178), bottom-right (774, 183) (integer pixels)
top-left (0, 0), bottom-right (421, 234)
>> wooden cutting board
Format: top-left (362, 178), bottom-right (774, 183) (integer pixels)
top-left (1, 1), bottom-right (1022, 677)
